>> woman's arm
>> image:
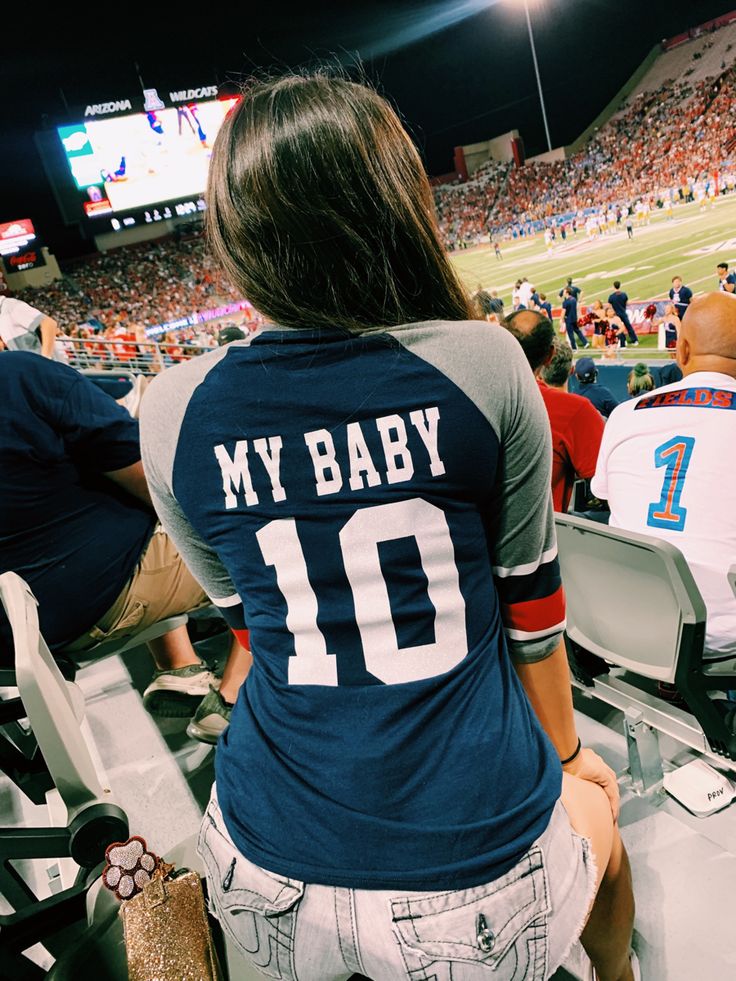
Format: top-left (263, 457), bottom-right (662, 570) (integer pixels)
top-left (513, 639), bottom-right (577, 759)
top-left (515, 638), bottom-right (620, 819)
top-left (488, 331), bottom-right (619, 817)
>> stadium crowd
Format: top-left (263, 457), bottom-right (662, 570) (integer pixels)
top-left (434, 67), bottom-right (736, 246)
top-left (13, 234), bottom-right (244, 336)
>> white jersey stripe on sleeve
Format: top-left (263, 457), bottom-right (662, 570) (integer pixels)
top-left (505, 618), bottom-right (566, 641)
top-left (492, 544), bottom-right (558, 579)
top-left (211, 592), bottom-right (243, 608)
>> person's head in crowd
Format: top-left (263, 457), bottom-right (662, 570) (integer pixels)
top-left (474, 290), bottom-right (499, 324)
top-left (563, 287), bottom-right (572, 298)
top-left (604, 304), bottom-right (617, 319)
top-left (613, 280), bottom-right (621, 290)
top-left (206, 74), bottom-right (472, 332)
top-left (566, 277), bottom-right (573, 286)
top-left (678, 291), bottom-right (736, 378)
top-left (540, 337), bottom-right (573, 389)
top-left (664, 302), bottom-right (678, 319)
top-left (501, 309), bottom-right (554, 373)
top-left (539, 292), bottom-right (547, 303)
top-left (672, 275), bottom-right (683, 290)
top-left (218, 325), bottom-right (246, 345)
top-left (717, 262), bottom-right (729, 279)
top-left (627, 362), bottom-right (654, 396)
top-left (591, 299), bottom-right (603, 313)
top-left (574, 356), bottom-right (597, 386)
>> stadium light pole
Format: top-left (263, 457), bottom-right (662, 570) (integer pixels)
top-left (521, 0), bottom-right (553, 153)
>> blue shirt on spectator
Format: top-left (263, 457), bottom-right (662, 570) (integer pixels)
top-left (577, 382), bottom-right (618, 418)
top-left (0, 354), bottom-right (155, 658)
top-left (539, 301), bottom-right (553, 320)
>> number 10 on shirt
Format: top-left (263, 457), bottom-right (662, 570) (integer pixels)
top-left (256, 498), bottom-right (468, 686)
top-left (647, 435), bottom-right (695, 532)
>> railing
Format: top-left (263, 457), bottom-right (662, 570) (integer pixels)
top-left (57, 336), bottom-right (220, 375)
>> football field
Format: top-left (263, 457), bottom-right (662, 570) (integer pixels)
top-left (449, 195), bottom-right (736, 356)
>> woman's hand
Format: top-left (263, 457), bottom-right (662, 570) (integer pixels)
top-left (562, 747), bottom-right (620, 822)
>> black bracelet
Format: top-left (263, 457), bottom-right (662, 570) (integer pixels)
top-left (560, 738), bottom-right (582, 766)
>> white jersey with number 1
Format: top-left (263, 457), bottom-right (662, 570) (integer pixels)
top-left (591, 371), bottom-right (736, 657)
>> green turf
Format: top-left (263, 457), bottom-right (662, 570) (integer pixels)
top-left (449, 195), bottom-right (736, 359)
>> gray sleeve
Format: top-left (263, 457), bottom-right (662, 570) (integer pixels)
top-left (387, 321), bottom-right (565, 663)
top-left (138, 351), bottom-right (243, 612)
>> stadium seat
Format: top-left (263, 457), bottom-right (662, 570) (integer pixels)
top-left (0, 575), bottom-right (202, 977)
top-left (556, 515), bottom-right (736, 765)
top-left (80, 369), bottom-right (136, 402)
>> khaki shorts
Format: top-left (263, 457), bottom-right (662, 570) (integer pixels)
top-left (64, 526), bottom-right (208, 653)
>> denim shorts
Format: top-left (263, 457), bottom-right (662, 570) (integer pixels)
top-left (198, 786), bottom-right (596, 981)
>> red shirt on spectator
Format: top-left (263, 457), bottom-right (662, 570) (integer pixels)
top-left (536, 379), bottom-right (605, 512)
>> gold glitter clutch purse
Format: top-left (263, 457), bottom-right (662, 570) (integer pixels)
top-left (101, 836), bottom-right (222, 981)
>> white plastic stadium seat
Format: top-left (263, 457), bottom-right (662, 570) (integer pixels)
top-left (0, 572), bottom-right (129, 836)
top-left (555, 515), bottom-right (736, 763)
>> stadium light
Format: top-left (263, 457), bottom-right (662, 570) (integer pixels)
top-left (516, 0), bottom-right (553, 153)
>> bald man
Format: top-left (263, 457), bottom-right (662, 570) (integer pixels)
top-left (592, 292), bottom-right (736, 659)
top-left (503, 309), bottom-right (604, 512)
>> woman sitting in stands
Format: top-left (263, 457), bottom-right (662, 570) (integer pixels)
top-left (627, 362), bottom-right (655, 397)
top-left (140, 74), bottom-right (638, 981)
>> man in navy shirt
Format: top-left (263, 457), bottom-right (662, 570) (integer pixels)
top-left (558, 276), bottom-right (581, 301)
top-left (574, 357), bottom-right (619, 417)
top-left (0, 353), bottom-right (223, 720)
top-left (607, 280), bottom-right (638, 345)
top-left (561, 287), bottom-right (589, 350)
top-left (716, 262), bottom-right (736, 293)
top-left (669, 276), bottom-right (693, 318)
top-left (538, 292), bottom-right (553, 319)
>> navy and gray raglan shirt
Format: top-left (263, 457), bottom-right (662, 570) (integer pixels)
top-left (140, 320), bottom-right (566, 890)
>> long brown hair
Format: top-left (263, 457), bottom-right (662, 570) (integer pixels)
top-left (206, 74), bottom-right (472, 332)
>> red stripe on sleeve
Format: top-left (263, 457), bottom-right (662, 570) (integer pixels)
top-left (233, 628), bottom-right (251, 651)
top-left (500, 585), bottom-right (566, 633)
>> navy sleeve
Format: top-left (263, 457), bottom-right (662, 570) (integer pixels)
top-left (56, 373), bottom-right (143, 472)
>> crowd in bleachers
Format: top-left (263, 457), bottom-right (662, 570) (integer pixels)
top-left (432, 159), bottom-right (509, 249)
top-left (14, 234), bottom-right (244, 336)
top-left (433, 54), bottom-right (736, 246)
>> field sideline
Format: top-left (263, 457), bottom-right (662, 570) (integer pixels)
top-left (449, 195), bottom-right (736, 356)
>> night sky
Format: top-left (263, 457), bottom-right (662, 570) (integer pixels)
top-left (1, 0), bottom-right (733, 257)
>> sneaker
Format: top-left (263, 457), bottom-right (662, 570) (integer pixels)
top-left (186, 686), bottom-right (233, 744)
top-left (631, 341), bottom-right (640, 346)
top-left (143, 662), bottom-right (217, 717)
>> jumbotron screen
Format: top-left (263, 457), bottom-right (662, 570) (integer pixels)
top-left (56, 97), bottom-right (238, 223)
